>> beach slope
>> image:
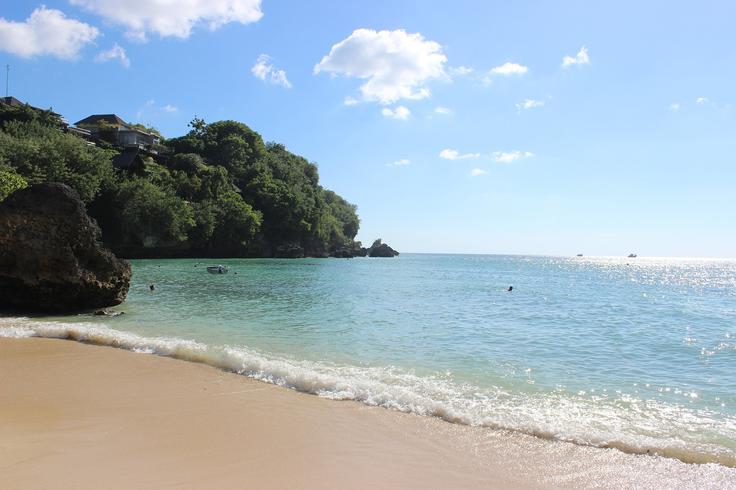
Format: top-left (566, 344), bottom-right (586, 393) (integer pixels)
top-left (1, 338), bottom-right (733, 489)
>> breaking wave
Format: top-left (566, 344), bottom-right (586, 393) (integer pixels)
top-left (2, 317), bottom-right (735, 467)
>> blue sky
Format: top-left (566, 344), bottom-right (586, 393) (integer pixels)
top-left (2, 1), bottom-right (735, 257)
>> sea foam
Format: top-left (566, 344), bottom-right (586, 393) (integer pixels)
top-left (2, 316), bottom-right (735, 467)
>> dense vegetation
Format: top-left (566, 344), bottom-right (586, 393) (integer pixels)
top-left (0, 103), bottom-right (361, 257)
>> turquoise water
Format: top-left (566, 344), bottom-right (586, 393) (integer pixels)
top-left (2, 254), bottom-right (735, 465)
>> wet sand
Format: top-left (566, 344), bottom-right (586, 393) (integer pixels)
top-left (1, 337), bottom-right (733, 489)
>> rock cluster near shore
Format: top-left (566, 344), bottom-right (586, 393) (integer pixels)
top-left (0, 183), bottom-right (131, 312)
top-left (331, 239), bottom-right (399, 258)
top-left (367, 239), bottom-right (400, 257)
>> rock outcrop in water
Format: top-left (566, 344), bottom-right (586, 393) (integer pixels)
top-left (331, 242), bottom-right (368, 258)
top-left (329, 239), bottom-right (398, 258)
top-left (367, 239), bottom-right (399, 258)
top-left (0, 183), bottom-right (131, 312)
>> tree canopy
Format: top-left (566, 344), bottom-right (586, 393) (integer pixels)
top-left (0, 118), bottom-right (114, 203)
top-left (0, 107), bottom-right (360, 258)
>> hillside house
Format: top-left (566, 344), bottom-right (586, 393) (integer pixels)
top-left (1, 96), bottom-right (94, 143)
top-left (1, 96), bottom-right (61, 117)
top-left (75, 114), bottom-right (160, 154)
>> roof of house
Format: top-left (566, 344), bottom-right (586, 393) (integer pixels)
top-left (75, 114), bottom-right (128, 127)
top-left (67, 125), bottom-right (92, 136)
top-left (1, 96), bottom-right (61, 116)
top-left (75, 114), bottom-right (158, 139)
top-left (1, 96), bottom-right (24, 107)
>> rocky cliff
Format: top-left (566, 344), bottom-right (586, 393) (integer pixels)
top-left (0, 183), bottom-right (131, 312)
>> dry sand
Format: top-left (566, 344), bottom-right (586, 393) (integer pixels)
top-left (1, 337), bottom-right (734, 489)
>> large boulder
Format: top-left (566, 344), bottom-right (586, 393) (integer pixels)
top-left (367, 239), bottom-right (399, 258)
top-left (0, 183), bottom-right (131, 312)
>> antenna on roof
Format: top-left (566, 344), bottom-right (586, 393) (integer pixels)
top-left (5, 65), bottom-right (9, 97)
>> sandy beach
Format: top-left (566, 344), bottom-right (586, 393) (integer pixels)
top-left (1, 337), bottom-right (733, 489)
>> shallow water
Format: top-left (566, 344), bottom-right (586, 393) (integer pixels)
top-left (2, 254), bottom-right (735, 465)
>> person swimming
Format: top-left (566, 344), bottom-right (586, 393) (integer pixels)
top-left (507, 286), bottom-right (513, 292)
top-left (149, 284), bottom-right (155, 291)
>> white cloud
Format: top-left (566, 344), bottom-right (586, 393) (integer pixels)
top-left (136, 99), bottom-right (154, 119)
top-left (669, 102), bottom-right (680, 111)
top-left (382, 106), bottom-right (411, 120)
top-left (493, 150), bottom-right (534, 163)
top-left (314, 28), bottom-right (447, 105)
top-left (450, 66), bottom-right (474, 76)
top-left (696, 96), bottom-right (709, 104)
top-left (439, 149), bottom-right (480, 160)
top-left (136, 99), bottom-right (178, 119)
top-left (516, 99), bottom-right (544, 111)
top-left (562, 46), bottom-right (590, 67)
top-left (388, 158), bottom-right (410, 166)
top-left (95, 43), bottom-right (130, 67)
top-left (0, 7), bottom-right (99, 59)
top-left (470, 168), bottom-right (487, 177)
top-left (434, 106), bottom-right (452, 115)
top-left (489, 62), bottom-right (529, 76)
top-left (343, 96), bottom-right (359, 106)
top-left (251, 54), bottom-right (292, 88)
top-left (70, 0), bottom-right (262, 40)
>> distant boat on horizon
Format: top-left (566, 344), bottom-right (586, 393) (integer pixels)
top-left (576, 253), bottom-right (583, 257)
top-left (627, 253), bottom-right (637, 258)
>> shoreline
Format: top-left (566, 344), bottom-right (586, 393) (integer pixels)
top-left (1, 337), bottom-right (734, 489)
top-left (3, 316), bottom-right (734, 468)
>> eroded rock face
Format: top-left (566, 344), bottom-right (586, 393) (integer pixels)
top-left (0, 183), bottom-right (131, 312)
top-left (331, 242), bottom-right (368, 258)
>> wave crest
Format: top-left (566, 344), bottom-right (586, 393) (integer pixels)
top-left (1, 317), bottom-right (734, 467)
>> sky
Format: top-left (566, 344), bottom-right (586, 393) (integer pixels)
top-left (1, 0), bottom-right (735, 257)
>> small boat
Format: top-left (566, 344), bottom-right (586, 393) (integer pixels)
top-left (576, 253), bottom-right (583, 257)
top-left (627, 253), bottom-right (637, 258)
top-left (207, 265), bottom-right (229, 274)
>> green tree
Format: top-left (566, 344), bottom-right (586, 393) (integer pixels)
top-left (115, 179), bottom-right (194, 247)
top-left (1, 109), bottom-right (361, 257)
top-left (0, 103), bottom-right (62, 128)
top-left (0, 167), bottom-right (28, 201)
top-left (323, 189), bottom-right (360, 241)
top-left (189, 200), bottom-right (218, 249)
top-left (198, 165), bottom-right (232, 201)
top-left (169, 153), bottom-right (206, 174)
top-left (210, 191), bottom-right (262, 253)
top-left (167, 119), bottom-right (266, 180)
top-left (0, 120), bottom-right (114, 202)
top-left (129, 123), bottom-right (163, 139)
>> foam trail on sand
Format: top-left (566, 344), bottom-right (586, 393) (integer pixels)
top-left (2, 317), bottom-right (735, 467)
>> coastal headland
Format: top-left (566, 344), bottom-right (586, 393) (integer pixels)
top-left (1, 337), bottom-right (732, 489)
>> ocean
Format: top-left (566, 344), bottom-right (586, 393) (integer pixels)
top-left (2, 254), bottom-right (735, 466)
